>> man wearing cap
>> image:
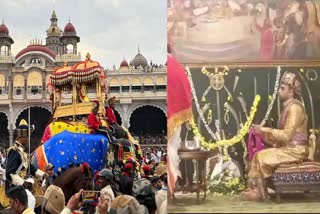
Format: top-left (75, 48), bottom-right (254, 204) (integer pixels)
top-left (154, 165), bottom-right (167, 214)
top-left (41, 163), bottom-right (55, 192)
top-left (105, 96), bottom-right (118, 126)
top-left (241, 72), bottom-right (309, 201)
top-left (109, 194), bottom-right (148, 213)
top-left (5, 119), bottom-right (45, 194)
top-left (95, 168), bottom-right (115, 213)
top-left (88, 101), bottom-right (103, 133)
top-left (105, 97), bottom-right (126, 139)
top-left (119, 163), bottom-right (133, 195)
top-left (88, 101), bottom-right (114, 143)
top-left (36, 185), bottom-right (65, 214)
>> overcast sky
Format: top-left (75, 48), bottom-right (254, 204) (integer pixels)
top-left (0, 0), bottom-right (167, 69)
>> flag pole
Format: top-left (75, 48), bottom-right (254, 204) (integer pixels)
top-left (28, 107), bottom-right (31, 176)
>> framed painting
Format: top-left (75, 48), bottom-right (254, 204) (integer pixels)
top-left (168, 0), bottom-right (320, 65)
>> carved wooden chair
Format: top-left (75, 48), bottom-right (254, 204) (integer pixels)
top-left (271, 131), bottom-right (320, 202)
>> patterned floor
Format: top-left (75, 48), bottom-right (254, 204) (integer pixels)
top-left (168, 192), bottom-right (320, 213)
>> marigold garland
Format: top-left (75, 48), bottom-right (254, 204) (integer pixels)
top-left (190, 95), bottom-right (261, 150)
top-left (260, 66), bottom-right (281, 126)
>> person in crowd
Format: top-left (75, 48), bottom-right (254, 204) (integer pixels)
top-left (42, 163), bottom-right (55, 192)
top-left (109, 194), bottom-right (148, 213)
top-left (95, 169), bottom-right (115, 212)
top-left (151, 176), bottom-right (162, 194)
top-left (5, 119), bottom-right (45, 194)
top-left (24, 177), bottom-right (36, 211)
top-left (36, 185), bottom-right (66, 214)
top-left (155, 166), bottom-right (167, 214)
top-left (7, 186), bottom-right (34, 214)
top-left (119, 163), bottom-right (133, 195)
top-left (142, 165), bottom-right (152, 180)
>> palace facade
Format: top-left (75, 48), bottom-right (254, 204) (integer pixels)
top-left (0, 11), bottom-right (167, 147)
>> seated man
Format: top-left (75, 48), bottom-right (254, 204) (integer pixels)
top-left (88, 101), bottom-right (113, 143)
top-left (105, 97), bottom-right (126, 139)
top-left (241, 72), bottom-right (309, 201)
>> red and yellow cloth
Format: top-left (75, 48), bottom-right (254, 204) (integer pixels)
top-left (167, 54), bottom-right (193, 194)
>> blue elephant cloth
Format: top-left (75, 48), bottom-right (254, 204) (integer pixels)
top-left (32, 130), bottom-right (109, 175)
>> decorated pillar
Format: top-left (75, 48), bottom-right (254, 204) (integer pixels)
top-left (122, 104), bottom-right (129, 128)
top-left (42, 71), bottom-right (46, 99)
top-left (8, 74), bottom-right (12, 99)
top-left (9, 125), bottom-right (13, 146)
top-left (9, 103), bottom-right (14, 146)
top-left (24, 74), bottom-right (27, 99)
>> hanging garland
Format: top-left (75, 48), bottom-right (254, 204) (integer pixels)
top-left (189, 95), bottom-right (261, 150)
top-left (260, 66), bottom-right (281, 126)
top-left (186, 66), bottom-right (218, 141)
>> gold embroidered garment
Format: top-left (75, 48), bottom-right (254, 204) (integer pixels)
top-left (249, 99), bottom-right (309, 178)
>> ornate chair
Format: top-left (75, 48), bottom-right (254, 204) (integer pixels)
top-left (271, 130), bottom-right (320, 202)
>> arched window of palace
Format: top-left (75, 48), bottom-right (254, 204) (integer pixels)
top-left (27, 71), bottom-right (42, 95)
top-left (0, 46), bottom-right (8, 55)
top-left (0, 74), bottom-right (6, 95)
top-left (66, 44), bottom-right (74, 54)
top-left (121, 78), bottom-right (130, 93)
top-left (155, 76), bottom-right (166, 92)
top-left (13, 75), bottom-right (24, 96)
top-left (143, 77), bottom-right (154, 92)
top-left (131, 77), bottom-right (142, 93)
top-left (30, 58), bottom-right (41, 65)
top-left (109, 78), bottom-right (120, 93)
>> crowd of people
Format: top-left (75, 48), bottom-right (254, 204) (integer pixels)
top-left (0, 131), bottom-right (168, 214)
top-left (0, 95), bottom-right (168, 213)
top-left (133, 133), bottom-right (167, 145)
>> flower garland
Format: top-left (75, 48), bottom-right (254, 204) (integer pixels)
top-left (186, 66), bottom-right (218, 141)
top-left (208, 174), bottom-right (245, 196)
top-left (260, 66), bottom-right (281, 126)
top-left (189, 95), bottom-right (261, 150)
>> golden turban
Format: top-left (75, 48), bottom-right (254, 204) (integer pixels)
top-left (281, 72), bottom-right (301, 97)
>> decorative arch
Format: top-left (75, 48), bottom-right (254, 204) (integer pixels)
top-left (114, 107), bottom-right (124, 126)
top-left (109, 78), bottom-right (120, 86)
top-left (13, 105), bottom-right (52, 129)
top-left (0, 74), bottom-right (5, 87)
top-left (121, 78), bottom-right (130, 86)
top-left (131, 77), bottom-right (142, 85)
top-left (27, 71), bottom-right (42, 86)
top-left (0, 111), bottom-right (10, 130)
top-left (128, 104), bottom-right (167, 129)
top-left (13, 74), bottom-right (24, 87)
top-left (156, 76), bottom-right (166, 85)
top-left (15, 52), bottom-right (55, 65)
top-left (143, 77), bottom-right (153, 85)
top-left (0, 112), bottom-right (9, 146)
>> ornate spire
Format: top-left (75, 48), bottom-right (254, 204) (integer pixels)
top-left (69, 16), bottom-right (71, 23)
top-left (138, 44), bottom-right (140, 54)
top-left (86, 52), bottom-right (91, 61)
top-left (52, 10), bottom-right (57, 19)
